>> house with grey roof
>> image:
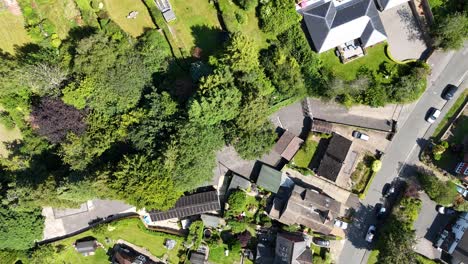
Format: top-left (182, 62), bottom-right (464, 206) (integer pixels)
top-left (256, 232), bottom-right (312, 264)
top-left (317, 133), bottom-right (353, 182)
top-left (301, 0), bottom-right (387, 53)
top-left (269, 185), bottom-right (344, 235)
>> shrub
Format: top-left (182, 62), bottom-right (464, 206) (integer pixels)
top-left (417, 173), bottom-right (458, 205)
top-left (371, 160), bottom-right (382, 172)
top-left (227, 190), bottom-right (248, 217)
top-left (236, 0), bottom-right (257, 10)
top-left (235, 12), bottom-right (247, 25)
top-left (0, 112), bottom-right (15, 130)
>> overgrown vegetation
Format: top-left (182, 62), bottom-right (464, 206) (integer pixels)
top-left (351, 155), bottom-right (375, 194)
top-left (429, 0), bottom-right (468, 50)
top-left (375, 195), bottom-right (422, 264)
top-left (417, 172), bottom-right (460, 206)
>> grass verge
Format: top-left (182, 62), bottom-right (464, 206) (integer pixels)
top-left (358, 171), bottom-right (377, 200)
top-left (367, 249), bottom-right (379, 264)
top-left (432, 89), bottom-right (467, 139)
top-left (34, 0), bottom-right (81, 39)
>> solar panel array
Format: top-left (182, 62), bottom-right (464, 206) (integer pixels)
top-left (149, 191), bottom-right (220, 222)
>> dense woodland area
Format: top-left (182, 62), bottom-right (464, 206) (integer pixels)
top-left (0, 0), bottom-right (463, 258)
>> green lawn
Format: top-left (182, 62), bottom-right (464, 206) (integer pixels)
top-left (367, 250), bottom-right (379, 264)
top-left (36, 218), bottom-right (184, 263)
top-left (34, 0), bottom-right (81, 39)
top-left (103, 0), bottom-right (156, 37)
top-left (0, 10), bottom-right (32, 53)
top-left (168, 0), bottom-right (222, 56)
top-left (208, 242), bottom-right (242, 264)
top-left (73, 0), bottom-right (99, 26)
top-left (433, 90), bottom-right (467, 139)
top-left (320, 43), bottom-right (396, 81)
top-left (291, 134), bottom-right (319, 168)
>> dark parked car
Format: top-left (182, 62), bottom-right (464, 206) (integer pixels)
top-left (375, 203), bottom-right (387, 220)
top-left (312, 237), bottom-right (330, 247)
top-left (442, 84), bottom-right (458, 100)
top-left (436, 205), bottom-right (456, 215)
top-left (383, 183), bottom-right (395, 198)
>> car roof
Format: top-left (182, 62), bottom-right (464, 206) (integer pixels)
top-left (433, 109), bottom-right (441, 117)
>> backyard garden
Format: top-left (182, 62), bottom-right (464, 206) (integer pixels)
top-left (29, 218), bottom-right (185, 263)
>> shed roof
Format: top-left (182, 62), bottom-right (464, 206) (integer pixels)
top-left (201, 214), bottom-right (225, 228)
top-left (256, 165), bottom-right (283, 193)
top-left (282, 137), bottom-right (304, 161)
top-left (311, 119), bottom-right (333, 134)
top-left (189, 252), bottom-right (206, 264)
top-left (149, 191), bottom-right (220, 222)
top-left (75, 240), bottom-right (97, 254)
top-left (228, 174), bottom-right (252, 191)
top-left (275, 131), bottom-right (296, 155)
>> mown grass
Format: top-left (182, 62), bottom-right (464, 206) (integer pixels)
top-left (35, 218), bottom-right (184, 263)
top-left (103, 0), bottom-right (155, 37)
top-left (320, 42), bottom-right (397, 81)
top-left (433, 89), bottom-right (467, 139)
top-left (0, 10), bottom-right (31, 54)
top-left (34, 0), bottom-right (81, 39)
top-left (208, 242), bottom-right (242, 264)
top-left (291, 135), bottom-right (318, 168)
top-left (169, 0), bottom-right (222, 57)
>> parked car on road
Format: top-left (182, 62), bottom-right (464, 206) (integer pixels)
top-left (376, 204), bottom-right (387, 220)
top-left (334, 219), bottom-right (349, 230)
top-left (442, 84), bottom-right (458, 100)
top-left (436, 205), bottom-right (456, 215)
top-left (426, 108), bottom-right (441, 123)
top-left (352, 131), bottom-right (369, 141)
top-left (312, 237), bottom-right (330, 248)
top-left (366, 225), bottom-right (376, 243)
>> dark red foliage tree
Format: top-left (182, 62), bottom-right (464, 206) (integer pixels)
top-left (30, 97), bottom-right (86, 143)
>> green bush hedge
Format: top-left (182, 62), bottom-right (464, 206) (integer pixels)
top-left (417, 173), bottom-right (458, 205)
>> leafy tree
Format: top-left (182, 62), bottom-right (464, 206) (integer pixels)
top-left (61, 77), bottom-right (96, 109)
top-left (232, 123), bottom-right (276, 160)
top-left (417, 173), bottom-right (457, 205)
top-left (186, 221), bottom-right (204, 249)
top-left (128, 91), bottom-right (178, 155)
top-left (389, 66), bottom-right (428, 103)
top-left (227, 190), bottom-right (248, 216)
top-left (0, 207), bottom-right (44, 250)
top-left (30, 97), bottom-right (86, 143)
top-left (260, 46), bottom-right (306, 102)
top-left (259, 0), bottom-right (301, 36)
top-left (377, 216), bottom-right (417, 264)
top-left (228, 219), bottom-right (248, 234)
top-left (189, 69), bottom-right (242, 126)
top-left (136, 29), bottom-right (172, 72)
top-left (431, 12), bottom-right (468, 51)
top-left (22, 62), bottom-right (68, 96)
top-left (110, 155), bottom-right (181, 209)
top-left (171, 122), bottom-right (224, 191)
top-left (29, 245), bottom-right (57, 264)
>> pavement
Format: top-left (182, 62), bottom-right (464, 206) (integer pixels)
top-left (42, 199), bottom-right (136, 240)
top-left (337, 43), bottom-right (468, 264)
top-left (380, 3), bottom-right (428, 60)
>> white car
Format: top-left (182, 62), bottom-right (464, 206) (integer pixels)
top-left (352, 131), bottom-right (370, 141)
top-left (334, 219), bottom-right (349, 230)
top-left (366, 225), bottom-right (376, 243)
top-left (426, 108), bottom-right (441, 123)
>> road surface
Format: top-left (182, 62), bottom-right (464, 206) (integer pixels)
top-left (338, 44), bottom-right (468, 264)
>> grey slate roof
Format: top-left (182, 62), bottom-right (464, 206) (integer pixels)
top-left (149, 191), bottom-right (220, 222)
top-left (228, 174), bottom-right (252, 192)
top-left (257, 165), bottom-right (283, 193)
top-left (274, 232), bottom-right (312, 264)
top-left (317, 133), bottom-right (352, 182)
top-left (302, 0), bottom-right (387, 52)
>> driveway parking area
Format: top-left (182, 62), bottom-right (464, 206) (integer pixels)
top-left (380, 3), bottom-right (428, 60)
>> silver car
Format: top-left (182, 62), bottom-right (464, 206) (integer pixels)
top-left (366, 225), bottom-right (376, 243)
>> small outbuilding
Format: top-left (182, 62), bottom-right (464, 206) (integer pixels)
top-left (74, 239), bottom-right (98, 256)
top-left (274, 131), bottom-right (304, 161)
top-left (256, 165), bottom-right (294, 193)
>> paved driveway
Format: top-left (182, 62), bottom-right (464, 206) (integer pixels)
top-left (380, 3), bottom-right (428, 60)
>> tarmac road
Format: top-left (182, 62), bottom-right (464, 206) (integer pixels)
top-left (338, 44), bottom-right (468, 264)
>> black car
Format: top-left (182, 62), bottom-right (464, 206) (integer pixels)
top-left (312, 237), bottom-right (330, 248)
top-left (442, 84), bottom-right (458, 100)
top-left (383, 183), bottom-right (395, 198)
top-left (375, 203), bottom-right (387, 220)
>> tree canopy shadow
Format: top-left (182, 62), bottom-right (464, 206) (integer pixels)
top-left (344, 204), bottom-right (377, 250)
top-left (191, 25), bottom-right (227, 59)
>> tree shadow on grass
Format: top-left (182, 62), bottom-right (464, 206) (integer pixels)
top-left (191, 25), bottom-right (227, 59)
